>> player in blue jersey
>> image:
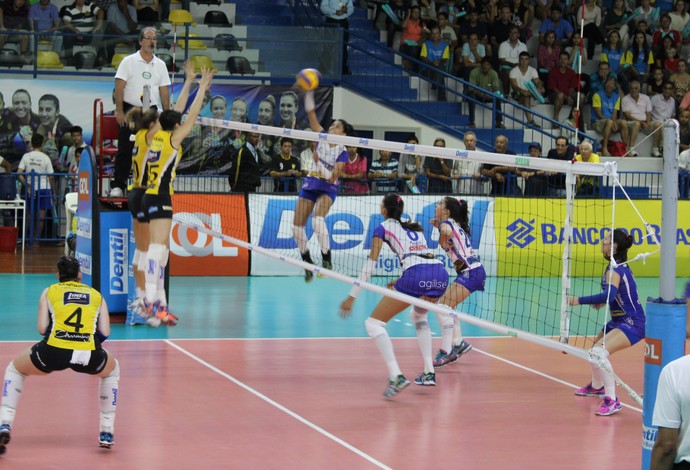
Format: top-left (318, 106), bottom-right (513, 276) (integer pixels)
top-left (568, 229), bottom-right (645, 416)
top-left (292, 89), bottom-right (355, 282)
top-left (339, 194), bottom-right (450, 398)
top-left (431, 197), bottom-right (486, 367)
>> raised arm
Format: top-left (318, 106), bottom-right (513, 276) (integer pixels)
top-left (171, 68), bottom-right (214, 148)
top-left (172, 60), bottom-right (197, 113)
top-left (303, 90), bottom-right (324, 133)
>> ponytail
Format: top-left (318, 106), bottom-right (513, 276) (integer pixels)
top-left (382, 193), bottom-right (422, 232)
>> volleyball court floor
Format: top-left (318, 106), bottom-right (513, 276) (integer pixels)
top-left (1, 273), bottom-right (680, 469)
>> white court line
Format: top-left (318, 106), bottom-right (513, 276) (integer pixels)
top-left (163, 339), bottom-right (392, 470)
top-left (471, 346), bottom-right (643, 413)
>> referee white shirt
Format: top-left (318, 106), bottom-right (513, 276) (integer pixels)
top-left (115, 50), bottom-right (171, 109)
top-left (652, 354), bottom-right (690, 467)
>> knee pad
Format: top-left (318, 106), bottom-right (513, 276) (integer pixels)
top-left (133, 249), bottom-right (144, 269)
top-left (312, 216), bottom-right (326, 234)
top-left (107, 359), bottom-right (120, 380)
top-left (410, 306), bottom-right (428, 325)
top-left (365, 317), bottom-right (387, 338)
top-left (147, 243), bottom-right (166, 268)
top-left (589, 345), bottom-right (610, 366)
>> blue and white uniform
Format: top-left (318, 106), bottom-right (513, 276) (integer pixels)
top-left (597, 264), bottom-right (645, 344)
top-left (299, 141), bottom-right (348, 201)
top-left (374, 219), bottom-right (449, 298)
top-left (440, 219), bottom-right (486, 293)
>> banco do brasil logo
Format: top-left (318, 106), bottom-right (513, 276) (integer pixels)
top-left (507, 219), bottom-right (536, 248)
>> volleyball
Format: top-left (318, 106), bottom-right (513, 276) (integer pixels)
top-left (295, 68), bottom-right (321, 91)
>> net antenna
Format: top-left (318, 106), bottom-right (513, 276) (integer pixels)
top-left (181, 117), bottom-right (665, 406)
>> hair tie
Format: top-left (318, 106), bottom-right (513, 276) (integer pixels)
top-left (397, 195), bottom-right (402, 203)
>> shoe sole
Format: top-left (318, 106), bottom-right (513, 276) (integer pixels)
top-left (595, 406), bottom-right (622, 416)
top-left (433, 355), bottom-right (458, 368)
top-left (575, 392), bottom-right (605, 397)
top-left (453, 343), bottom-right (473, 357)
top-left (99, 441), bottom-right (114, 449)
top-left (414, 381), bottom-right (437, 386)
top-left (0, 430), bottom-right (10, 455)
top-left (384, 381), bottom-right (410, 398)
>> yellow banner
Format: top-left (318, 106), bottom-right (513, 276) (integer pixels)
top-left (494, 199), bottom-right (690, 277)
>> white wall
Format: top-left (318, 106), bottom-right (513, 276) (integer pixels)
top-left (332, 87), bottom-right (466, 151)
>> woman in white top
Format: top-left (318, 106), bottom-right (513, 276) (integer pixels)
top-left (340, 194), bottom-right (450, 398)
top-left (292, 88), bottom-right (355, 282)
top-left (578, 0), bottom-right (604, 59)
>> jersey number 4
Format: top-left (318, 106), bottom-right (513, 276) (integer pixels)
top-left (64, 307), bottom-right (85, 333)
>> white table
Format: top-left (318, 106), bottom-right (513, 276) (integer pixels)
top-left (0, 199), bottom-right (26, 251)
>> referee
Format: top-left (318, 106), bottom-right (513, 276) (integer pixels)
top-left (110, 26), bottom-right (171, 198)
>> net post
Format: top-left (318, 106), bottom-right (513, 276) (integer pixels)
top-left (559, 170), bottom-right (576, 343)
top-left (641, 119), bottom-right (684, 470)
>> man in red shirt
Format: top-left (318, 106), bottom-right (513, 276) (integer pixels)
top-left (547, 51), bottom-right (583, 122)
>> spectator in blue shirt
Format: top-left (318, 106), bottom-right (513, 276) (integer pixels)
top-left (420, 26), bottom-right (450, 101)
top-left (539, 6), bottom-right (574, 46)
top-left (29, 0), bottom-right (62, 54)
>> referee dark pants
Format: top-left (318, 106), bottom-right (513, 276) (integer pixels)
top-left (325, 17), bottom-right (350, 75)
top-left (113, 103), bottom-right (158, 192)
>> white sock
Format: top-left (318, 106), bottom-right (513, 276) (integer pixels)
top-left (365, 317), bottom-right (401, 378)
top-left (453, 318), bottom-right (463, 346)
top-left (591, 366), bottom-right (604, 390)
top-left (292, 225), bottom-right (309, 254)
top-left (1, 362), bottom-right (26, 426)
top-left (312, 216), bottom-right (330, 254)
top-left (99, 360), bottom-right (120, 434)
top-left (436, 307), bottom-right (454, 353)
top-left (155, 248), bottom-right (169, 306)
top-left (145, 243), bottom-right (166, 303)
top-left (411, 307), bottom-right (433, 373)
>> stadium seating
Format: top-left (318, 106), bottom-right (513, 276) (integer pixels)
top-left (204, 10), bottom-right (231, 27)
top-left (37, 51), bottom-right (63, 69)
top-left (177, 32), bottom-right (206, 50)
top-left (111, 53), bottom-right (128, 69)
top-left (226, 56), bottom-right (254, 75)
top-left (0, 48), bottom-right (23, 68)
top-left (74, 51), bottom-right (98, 70)
top-left (214, 33), bottom-right (242, 52)
top-left (190, 54), bottom-right (215, 72)
top-left (169, 9), bottom-right (195, 26)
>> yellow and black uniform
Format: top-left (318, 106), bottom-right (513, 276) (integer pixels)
top-left (30, 281), bottom-right (109, 374)
top-left (127, 129), bottom-right (150, 222)
top-left (141, 129), bottom-right (179, 220)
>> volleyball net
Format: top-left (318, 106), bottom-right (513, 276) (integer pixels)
top-left (172, 117), bottom-right (670, 405)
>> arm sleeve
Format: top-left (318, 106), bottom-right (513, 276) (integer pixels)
top-left (348, 257), bottom-right (376, 298)
top-left (578, 285), bottom-right (618, 305)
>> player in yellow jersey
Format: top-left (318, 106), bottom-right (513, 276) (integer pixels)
top-left (140, 68), bottom-right (214, 324)
top-left (0, 256), bottom-right (120, 454)
top-left (126, 61), bottom-right (196, 325)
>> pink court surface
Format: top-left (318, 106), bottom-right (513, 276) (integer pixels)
top-left (0, 336), bottom-right (643, 469)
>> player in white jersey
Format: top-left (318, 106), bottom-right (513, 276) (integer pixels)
top-left (292, 89), bottom-right (356, 282)
top-left (339, 194), bottom-right (450, 398)
top-left (431, 197), bottom-right (486, 367)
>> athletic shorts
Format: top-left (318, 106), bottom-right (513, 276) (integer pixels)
top-left (30, 341), bottom-right (109, 375)
top-left (394, 263), bottom-right (449, 298)
top-left (298, 187), bottom-right (338, 203)
top-left (127, 187), bottom-right (148, 222)
top-left (141, 193), bottom-right (173, 220)
top-left (31, 189), bottom-right (53, 211)
top-left (454, 265), bottom-right (486, 293)
top-left (604, 318), bottom-right (645, 346)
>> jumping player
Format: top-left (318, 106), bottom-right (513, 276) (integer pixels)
top-left (292, 88), bottom-right (355, 282)
top-left (568, 229), bottom-right (645, 416)
top-left (339, 194), bottom-right (450, 398)
top-left (140, 68), bottom-right (214, 324)
top-left (0, 256), bottom-right (120, 453)
top-left (431, 197), bottom-right (486, 367)
top-left (127, 61), bottom-right (195, 325)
